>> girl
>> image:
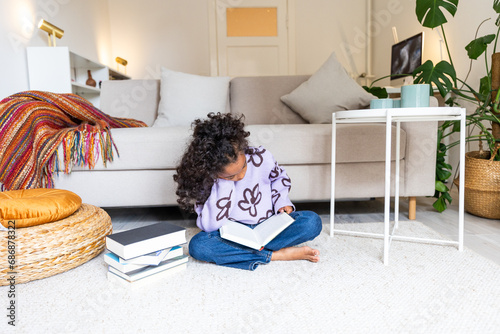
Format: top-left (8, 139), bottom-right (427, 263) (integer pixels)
top-left (174, 113), bottom-right (322, 270)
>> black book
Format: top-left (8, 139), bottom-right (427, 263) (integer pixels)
top-left (106, 222), bottom-right (186, 260)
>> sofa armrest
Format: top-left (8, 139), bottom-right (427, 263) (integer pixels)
top-left (400, 121), bottom-right (438, 196)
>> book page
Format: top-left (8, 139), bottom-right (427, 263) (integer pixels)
top-left (220, 221), bottom-right (260, 246)
top-left (219, 213), bottom-right (294, 250)
top-left (254, 213), bottom-right (294, 245)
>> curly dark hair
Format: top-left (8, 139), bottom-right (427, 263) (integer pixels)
top-left (173, 112), bottom-right (250, 212)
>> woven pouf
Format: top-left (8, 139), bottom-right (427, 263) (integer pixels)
top-left (0, 203), bottom-right (112, 285)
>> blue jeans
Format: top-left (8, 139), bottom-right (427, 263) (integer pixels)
top-left (188, 210), bottom-right (322, 271)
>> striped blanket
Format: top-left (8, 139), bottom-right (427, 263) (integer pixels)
top-left (0, 91), bottom-right (147, 190)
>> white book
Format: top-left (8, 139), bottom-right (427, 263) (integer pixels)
top-left (104, 252), bottom-right (148, 274)
top-left (118, 246), bottom-right (184, 266)
top-left (219, 212), bottom-right (295, 250)
top-left (104, 246), bottom-right (184, 273)
top-left (108, 255), bottom-right (188, 282)
top-left (107, 263), bottom-right (187, 287)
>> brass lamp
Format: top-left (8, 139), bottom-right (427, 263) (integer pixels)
top-left (38, 19), bottom-right (64, 47)
top-left (115, 57), bottom-right (128, 74)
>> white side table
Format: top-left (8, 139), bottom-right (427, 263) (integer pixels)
top-left (330, 107), bottom-right (466, 265)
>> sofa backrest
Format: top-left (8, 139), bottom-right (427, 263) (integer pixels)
top-left (100, 76), bottom-right (312, 126)
top-left (100, 79), bottom-right (160, 126)
top-left (229, 75), bottom-right (310, 125)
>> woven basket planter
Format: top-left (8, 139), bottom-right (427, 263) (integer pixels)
top-left (0, 203), bottom-right (112, 285)
top-left (454, 151), bottom-right (500, 219)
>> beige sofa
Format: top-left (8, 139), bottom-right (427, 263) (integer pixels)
top-left (53, 76), bottom-right (438, 219)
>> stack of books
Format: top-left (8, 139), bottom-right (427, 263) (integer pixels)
top-left (105, 222), bottom-right (188, 285)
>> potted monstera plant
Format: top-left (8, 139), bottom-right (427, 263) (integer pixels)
top-left (364, 0), bottom-right (500, 216)
top-left (412, 0), bottom-right (500, 217)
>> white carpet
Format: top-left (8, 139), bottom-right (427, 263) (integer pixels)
top-left (2, 221), bottom-right (500, 334)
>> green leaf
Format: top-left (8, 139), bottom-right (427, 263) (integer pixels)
top-left (465, 34), bottom-right (496, 60)
top-left (432, 190), bottom-right (453, 212)
top-left (435, 180), bottom-right (449, 192)
top-left (362, 86), bottom-right (388, 99)
top-left (479, 75), bottom-right (491, 97)
top-left (494, 0), bottom-right (500, 14)
top-left (416, 0), bottom-right (459, 29)
top-left (413, 60), bottom-right (456, 97)
top-left (433, 196), bottom-right (447, 212)
top-left (443, 192), bottom-right (453, 203)
top-left (436, 168), bottom-right (452, 180)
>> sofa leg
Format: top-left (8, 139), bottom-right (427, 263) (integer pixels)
top-left (408, 197), bottom-right (416, 220)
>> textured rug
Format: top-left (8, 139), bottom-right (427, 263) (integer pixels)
top-left (2, 221), bottom-right (500, 334)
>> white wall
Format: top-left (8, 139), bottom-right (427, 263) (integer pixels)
top-left (107, 0), bottom-right (211, 80)
top-left (107, 0), bottom-right (369, 80)
top-left (0, 0), bottom-right (112, 99)
top-left (1, 0), bottom-right (369, 98)
top-left (295, 0), bottom-right (367, 77)
top-left (3, 0), bottom-right (491, 99)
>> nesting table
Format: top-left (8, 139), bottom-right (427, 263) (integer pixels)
top-left (330, 107), bottom-right (466, 265)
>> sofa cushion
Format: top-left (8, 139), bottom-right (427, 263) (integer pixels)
top-left (57, 127), bottom-right (192, 171)
top-left (230, 76), bottom-right (309, 125)
top-left (280, 53), bottom-right (374, 124)
top-left (153, 67), bottom-right (230, 127)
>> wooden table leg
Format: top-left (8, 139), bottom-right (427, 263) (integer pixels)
top-left (408, 197), bottom-right (416, 220)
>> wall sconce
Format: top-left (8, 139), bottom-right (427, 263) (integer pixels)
top-left (38, 19), bottom-right (64, 47)
top-left (115, 57), bottom-right (128, 74)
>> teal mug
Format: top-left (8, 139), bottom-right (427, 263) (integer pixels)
top-left (370, 98), bottom-right (394, 109)
top-left (401, 84), bottom-right (430, 108)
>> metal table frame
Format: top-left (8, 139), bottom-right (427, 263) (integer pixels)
top-left (330, 107), bottom-right (466, 265)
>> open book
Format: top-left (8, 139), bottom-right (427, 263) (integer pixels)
top-left (219, 212), bottom-right (295, 250)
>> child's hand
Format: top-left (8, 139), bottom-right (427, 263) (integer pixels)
top-left (279, 206), bottom-right (293, 214)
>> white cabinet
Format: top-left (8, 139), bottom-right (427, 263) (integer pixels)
top-left (26, 47), bottom-right (130, 107)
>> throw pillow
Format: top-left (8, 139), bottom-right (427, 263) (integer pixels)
top-left (153, 67), bottom-right (231, 127)
top-left (0, 188), bottom-right (82, 228)
top-left (280, 52), bottom-right (374, 124)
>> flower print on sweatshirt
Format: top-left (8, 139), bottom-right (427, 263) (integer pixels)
top-left (195, 146), bottom-right (294, 232)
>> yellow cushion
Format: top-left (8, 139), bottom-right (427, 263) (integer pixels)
top-left (0, 189), bottom-right (82, 228)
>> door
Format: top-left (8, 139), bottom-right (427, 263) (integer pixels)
top-left (210, 0), bottom-right (294, 77)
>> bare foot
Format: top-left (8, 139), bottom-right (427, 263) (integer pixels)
top-left (271, 246), bottom-right (320, 263)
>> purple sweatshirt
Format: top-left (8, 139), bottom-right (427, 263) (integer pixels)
top-left (195, 146), bottom-right (295, 232)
